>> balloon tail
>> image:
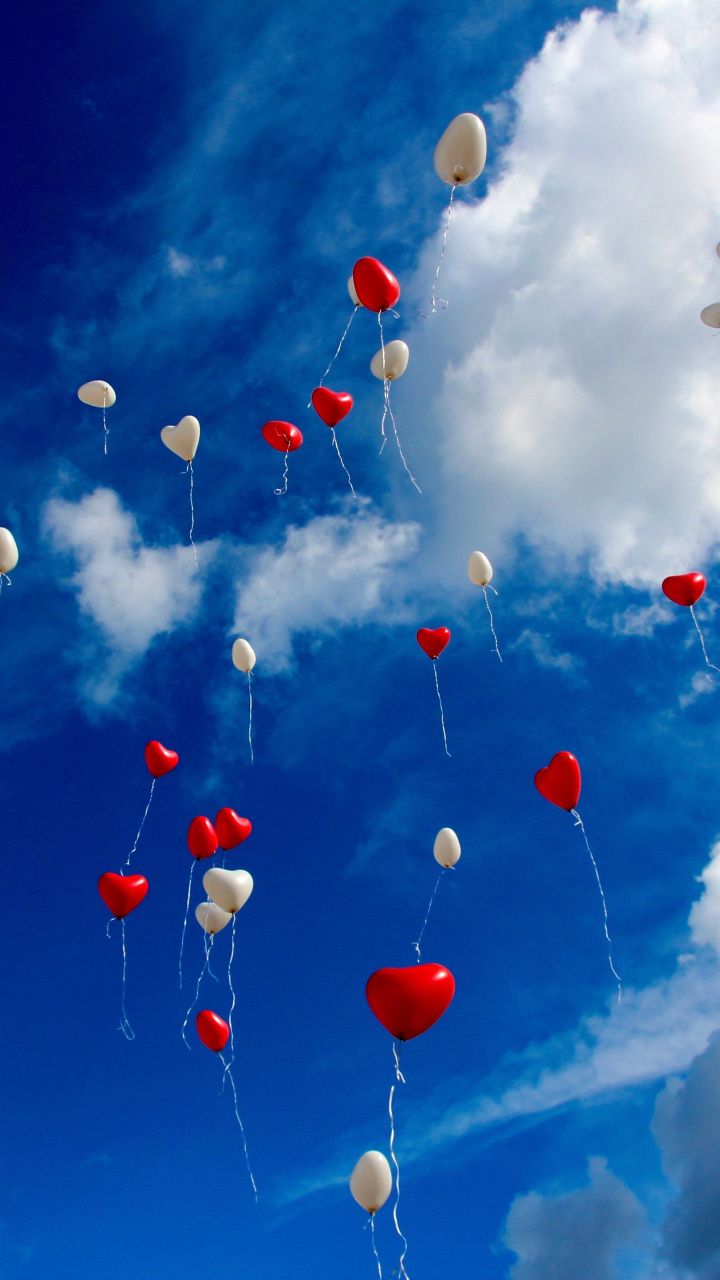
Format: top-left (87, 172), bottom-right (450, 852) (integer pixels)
top-left (179, 861), bottom-right (196, 991)
top-left (247, 672), bottom-right (254, 765)
top-left (431, 184), bottom-right (456, 314)
top-left (0, 573), bottom-right (10, 594)
top-left (690, 605), bottom-right (720, 675)
top-left (118, 919), bottom-right (135, 1041)
top-left (220, 1054), bottom-right (258, 1201)
top-left (181, 937), bottom-right (212, 1049)
top-left (412, 870), bottom-right (445, 962)
top-left (330, 428), bottom-right (357, 498)
top-left (274, 447), bottom-right (290, 497)
top-left (388, 1042), bottom-right (410, 1280)
top-left (482, 585), bottom-right (503, 663)
top-left (368, 1215), bottom-right (384, 1280)
top-left (187, 461), bottom-right (198, 569)
top-left (125, 777), bottom-right (156, 870)
top-left (571, 809), bottom-right (622, 1004)
top-left (312, 305), bottom-right (359, 399)
top-left (432, 663), bottom-right (451, 758)
top-left (378, 314), bottom-right (389, 455)
top-left (103, 386), bottom-right (109, 456)
top-left (205, 929), bottom-right (219, 980)
top-left (228, 915), bottom-right (237, 1062)
top-left (386, 391), bottom-right (422, 494)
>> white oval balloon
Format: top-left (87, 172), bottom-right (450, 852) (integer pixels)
top-left (468, 551), bottom-right (493, 586)
top-left (232, 638), bottom-right (256, 673)
top-left (434, 113), bottom-right (487, 186)
top-left (347, 275), bottom-right (361, 306)
top-left (370, 339), bottom-right (409, 382)
top-left (77, 380), bottom-right (116, 408)
top-left (434, 827), bottom-right (461, 868)
top-left (161, 415), bottom-right (200, 462)
top-left (350, 1151), bottom-right (393, 1214)
top-left (195, 901), bottom-right (232, 934)
top-left (203, 867), bottom-right (254, 915)
top-left (0, 528), bottom-right (19, 575)
top-left (700, 303), bottom-right (720, 329)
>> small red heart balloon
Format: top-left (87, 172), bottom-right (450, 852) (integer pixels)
top-left (417, 627), bottom-right (451, 660)
top-left (144, 740), bottom-right (179, 778)
top-left (352, 257), bottom-right (401, 312)
top-left (366, 964), bottom-right (455, 1041)
top-left (98, 873), bottom-right (149, 919)
top-left (196, 1009), bottom-right (230, 1053)
top-left (262, 421), bottom-right (303, 453)
top-left (188, 816), bottom-right (219, 861)
top-left (662, 573), bottom-right (706, 607)
top-left (534, 751), bottom-right (582, 812)
top-left (311, 387), bottom-right (354, 428)
top-left (215, 808), bottom-right (253, 851)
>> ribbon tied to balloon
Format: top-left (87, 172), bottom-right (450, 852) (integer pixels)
top-left (413, 827), bottom-right (462, 962)
top-left (262, 420), bottom-right (303, 496)
top-left (430, 113), bottom-right (487, 312)
top-left (416, 627), bottom-right (452, 756)
top-left (125, 740), bottom-right (179, 872)
top-left (350, 1150), bottom-right (393, 1278)
top-left (369, 339), bottom-right (420, 492)
top-left (232, 638), bottom-right (257, 762)
top-left (97, 872), bottom-right (149, 1040)
top-left (661, 573), bottom-right (718, 675)
top-left (468, 551), bottom-right (503, 662)
top-left (77, 379), bottom-right (116, 455)
top-left (311, 386), bottom-right (357, 497)
top-left (195, 1009), bottom-right (258, 1198)
top-left (161, 415), bottom-right (201, 567)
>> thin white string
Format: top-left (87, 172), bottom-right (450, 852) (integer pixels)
top-left (690, 605), bottom-right (720, 674)
top-left (389, 1042), bottom-right (410, 1280)
top-left (378, 313), bottom-right (388, 454)
top-left (386, 394), bottom-right (422, 494)
top-left (118, 919), bottom-right (135, 1041)
top-left (330, 428), bottom-right (357, 497)
top-left (571, 809), bottom-right (622, 1004)
top-left (482, 586), bottom-right (503, 663)
top-left (412, 870), bottom-right (445, 962)
top-left (187, 461), bottom-right (198, 568)
top-left (0, 574), bottom-right (10, 593)
top-left (431, 184), bottom-right (456, 313)
top-left (102, 385), bottom-right (108, 456)
top-left (368, 1215), bottom-right (384, 1280)
top-left (227, 915), bottom-right (237, 1062)
top-left (247, 673), bottom-right (254, 765)
top-left (274, 446), bottom-right (290, 496)
top-left (432, 663), bottom-right (451, 758)
top-left (181, 934), bottom-right (212, 1049)
top-left (312, 305), bottom-right (359, 396)
top-left (178, 860), bottom-right (196, 990)
top-left (125, 777), bottom-right (156, 870)
top-left (205, 930), bottom-right (219, 980)
top-left (220, 1054), bottom-right (258, 1201)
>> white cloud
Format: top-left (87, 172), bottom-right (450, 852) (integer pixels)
top-left (688, 840), bottom-right (720, 954)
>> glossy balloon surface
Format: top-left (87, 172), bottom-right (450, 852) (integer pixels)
top-left (98, 873), bottom-right (149, 919)
top-left (662, 573), bottom-right (706, 607)
top-left (352, 257), bottom-right (400, 312)
top-left (196, 1009), bottom-right (230, 1052)
top-left (188, 816), bottom-right (219, 861)
top-left (366, 964), bottom-right (455, 1041)
top-left (215, 808), bottom-right (253, 850)
top-left (534, 751), bottom-right (582, 812)
top-left (144, 740), bottom-right (179, 778)
top-left (417, 627), bottom-right (451, 660)
top-left (350, 1151), bottom-right (393, 1214)
top-left (311, 387), bottom-right (353, 427)
top-left (262, 421), bottom-right (303, 453)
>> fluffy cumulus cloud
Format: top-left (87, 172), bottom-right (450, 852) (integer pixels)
top-left (409, 0), bottom-right (720, 585)
top-left (687, 839), bottom-right (720, 954)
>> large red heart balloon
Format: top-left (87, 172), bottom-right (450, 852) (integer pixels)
top-left (417, 627), bottom-right (451, 660)
top-left (144, 740), bottom-right (179, 778)
top-left (366, 964), bottom-right (455, 1041)
top-left (188, 816), bottom-right (219, 861)
top-left (534, 751), bottom-right (582, 811)
top-left (352, 257), bottom-right (401, 312)
top-left (196, 1009), bottom-right (230, 1053)
top-left (215, 808), bottom-right (253, 851)
top-left (98, 873), bottom-right (149, 919)
top-left (662, 573), bottom-right (706, 607)
top-left (262, 421), bottom-right (303, 453)
top-left (311, 387), bottom-right (354, 428)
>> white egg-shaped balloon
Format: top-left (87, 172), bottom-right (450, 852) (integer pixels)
top-left (434, 113), bottom-right (487, 186)
top-left (232, 638), bottom-right (256, 673)
top-left (468, 551), bottom-right (493, 586)
top-left (347, 274), bottom-right (361, 306)
top-left (0, 528), bottom-right (19, 575)
top-left (350, 1151), bottom-right (393, 1214)
top-left (195, 901), bottom-right (232, 935)
top-left (160, 415), bottom-right (200, 462)
top-left (700, 303), bottom-right (720, 328)
top-left (203, 868), bottom-right (254, 915)
top-left (77, 380), bottom-right (116, 408)
top-left (370, 339), bottom-right (409, 382)
top-left (434, 827), bottom-right (461, 868)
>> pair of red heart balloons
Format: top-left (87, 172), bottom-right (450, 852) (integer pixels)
top-left (417, 627), bottom-right (451, 660)
top-left (188, 808), bottom-right (252, 860)
top-left (366, 963), bottom-right (455, 1041)
top-left (534, 751), bottom-right (582, 812)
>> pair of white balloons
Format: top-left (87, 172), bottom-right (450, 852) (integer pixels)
top-left (196, 867), bottom-right (254, 935)
top-left (77, 383), bottom-right (202, 463)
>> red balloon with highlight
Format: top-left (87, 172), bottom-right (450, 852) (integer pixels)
top-left (188, 816), bottom-right (219, 861)
top-left (144, 740), bottom-right (179, 778)
top-left (98, 873), bottom-right (149, 919)
top-left (262, 421), bottom-right (303, 453)
top-left (215, 808), bottom-right (252, 851)
top-left (311, 387), bottom-right (354, 427)
top-left (366, 964), bottom-right (455, 1042)
top-left (662, 573), bottom-right (706, 607)
top-left (352, 257), bottom-right (401, 312)
top-left (534, 751), bottom-right (582, 812)
top-left (416, 627), bottom-right (451, 660)
top-left (196, 1009), bottom-right (230, 1053)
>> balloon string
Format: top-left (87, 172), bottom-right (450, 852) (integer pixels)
top-left (432, 663), bottom-right (451, 758)
top-left (378, 313), bottom-right (388, 455)
top-left (386, 391), bottom-right (422, 494)
top-left (412, 870), bottom-right (445, 962)
top-left (220, 1054), bottom-right (258, 1201)
top-left (368, 1215), bottom-right (384, 1280)
top-left (118, 919), bottom-right (135, 1041)
top-left (247, 673), bottom-right (254, 765)
top-left (205, 929), bottom-right (219, 981)
top-left (389, 1042), bottom-right (410, 1280)
top-left (689, 605), bottom-right (720, 674)
top-left (181, 935), bottom-right (213, 1049)
top-left (187, 462), bottom-right (198, 568)
top-left (0, 574), bottom-right (10, 594)
top-left (570, 809), bottom-right (622, 1004)
top-left (125, 777), bottom-right (156, 870)
top-left (431, 184), bottom-right (456, 314)
top-left (482, 586), bottom-right (503, 663)
top-left (178, 861), bottom-right (196, 990)
top-left (227, 915), bottom-right (237, 1062)
top-left (312, 305), bottom-right (359, 398)
top-left (274, 447), bottom-right (290, 496)
top-left (103, 386), bottom-right (108, 456)
top-left (330, 427), bottom-right (357, 498)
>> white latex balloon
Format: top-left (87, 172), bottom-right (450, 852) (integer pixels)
top-left (77, 380), bottom-right (116, 408)
top-left (434, 113), bottom-right (487, 186)
top-left (161, 415), bottom-right (200, 462)
top-left (232, 638), bottom-right (256, 673)
top-left (700, 303), bottom-right (720, 329)
top-left (468, 551), bottom-right (493, 586)
top-left (195, 901), bottom-right (232, 935)
top-left (370, 339), bottom-right (409, 382)
top-left (434, 827), bottom-right (461, 868)
top-left (203, 868), bottom-right (254, 915)
top-left (0, 529), bottom-right (19, 575)
top-left (350, 1151), bottom-right (393, 1214)
top-left (347, 275), bottom-right (361, 306)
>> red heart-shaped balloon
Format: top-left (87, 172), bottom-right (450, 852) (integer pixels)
top-left (352, 257), bottom-right (401, 312)
top-left (215, 808), bottom-right (253, 851)
top-left (311, 387), bottom-right (354, 428)
top-left (417, 627), bottom-right (451, 660)
top-left (196, 1009), bottom-right (230, 1053)
top-left (144, 740), bottom-right (179, 778)
top-left (98, 872), bottom-right (149, 919)
top-left (366, 964), bottom-right (455, 1041)
top-left (188, 816), bottom-right (219, 861)
top-left (262, 421), bottom-right (303, 453)
top-left (534, 751), bottom-right (582, 812)
top-left (662, 573), bottom-right (706, 607)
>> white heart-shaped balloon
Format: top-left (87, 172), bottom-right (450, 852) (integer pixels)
top-left (161, 415), bottom-right (200, 461)
top-left (195, 901), bottom-right (232, 934)
top-left (203, 868), bottom-right (254, 915)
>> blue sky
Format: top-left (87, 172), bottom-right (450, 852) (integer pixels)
top-left (3, 0), bottom-right (720, 1276)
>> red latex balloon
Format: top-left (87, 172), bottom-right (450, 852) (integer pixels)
top-left (366, 964), bottom-right (455, 1042)
top-left (196, 1009), bottom-right (230, 1053)
top-left (188, 816), bottom-right (219, 861)
top-left (215, 808), bottom-right (253, 851)
top-left (416, 627), bottom-right (451, 660)
top-left (352, 257), bottom-right (401, 312)
top-left (311, 387), bottom-right (354, 428)
top-left (98, 872), bottom-right (149, 919)
top-left (262, 421), bottom-right (303, 453)
top-left (144, 740), bottom-right (179, 778)
top-left (534, 751), bottom-right (582, 812)
top-left (662, 573), bottom-right (706, 607)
